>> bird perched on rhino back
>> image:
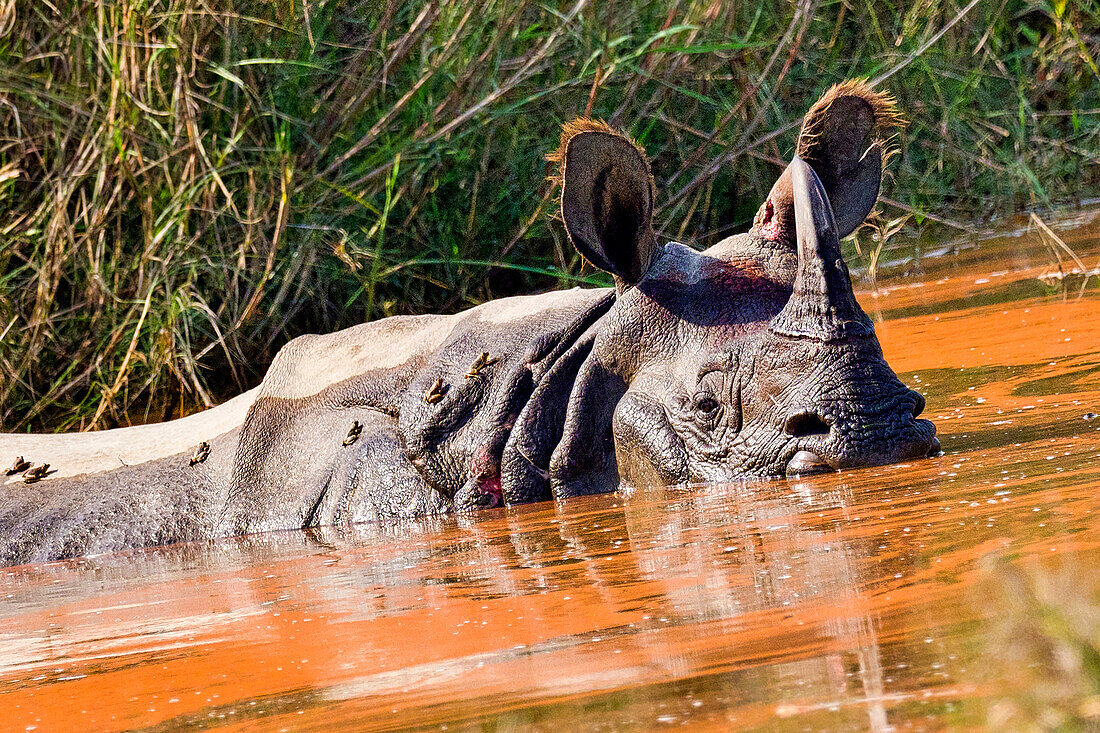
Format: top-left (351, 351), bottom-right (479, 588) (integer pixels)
top-left (0, 79), bottom-right (936, 567)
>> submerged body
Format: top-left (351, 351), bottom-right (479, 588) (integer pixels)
top-left (0, 81), bottom-right (938, 566)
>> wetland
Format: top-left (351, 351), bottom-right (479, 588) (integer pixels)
top-left (1, 208), bottom-right (1098, 732)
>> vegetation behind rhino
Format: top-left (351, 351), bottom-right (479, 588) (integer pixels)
top-left (0, 80), bottom-right (938, 567)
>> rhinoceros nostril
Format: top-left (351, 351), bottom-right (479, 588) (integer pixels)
top-left (784, 412), bottom-right (829, 438)
top-left (912, 391), bottom-right (926, 418)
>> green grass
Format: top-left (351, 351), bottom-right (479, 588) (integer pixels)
top-left (0, 0), bottom-right (1097, 431)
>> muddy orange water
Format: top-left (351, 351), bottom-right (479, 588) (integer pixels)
top-left (3, 210), bottom-right (1099, 732)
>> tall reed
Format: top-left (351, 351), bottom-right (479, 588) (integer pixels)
top-left (0, 0), bottom-right (1096, 430)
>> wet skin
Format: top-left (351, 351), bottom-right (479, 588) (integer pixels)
top-left (1, 206), bottom-right (1097, 729)
top-left (0, 81), bottom-right (937, 565)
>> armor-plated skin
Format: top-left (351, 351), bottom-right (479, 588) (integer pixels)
top-left (0, 81), bottom-right (938, 566)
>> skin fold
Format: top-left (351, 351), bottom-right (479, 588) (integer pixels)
top-left (0, 80), bottom-right (937, 566)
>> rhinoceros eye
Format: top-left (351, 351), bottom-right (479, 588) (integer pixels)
top-left (690, 368), bottom-right (726, 425)
top-left (693, 394), bottom-right (721, 419)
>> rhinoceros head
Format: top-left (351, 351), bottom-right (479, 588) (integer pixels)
top-left (549, 81), bottom-right (938, 490)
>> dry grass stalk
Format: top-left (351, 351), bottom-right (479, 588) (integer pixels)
top-left (0, 0), bottom-right (1095, 431)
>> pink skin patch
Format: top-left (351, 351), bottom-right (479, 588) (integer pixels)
top-left (701, 258), bottom-right (773, 294)
top-left (759, 199), bottom-right (781, 240)
top-left (472, 445), bottom-right (504, 507)
top-left (476, 475), bottom-right (504, 507)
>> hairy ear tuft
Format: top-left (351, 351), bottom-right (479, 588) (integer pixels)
top-left (797, 78), bottom-right (905, 171)
top-left (755, 79), bottom-right (905, 244)
top-left (545, 117), bottom-right (650, 198)
top-left (547, 118), bottom-right (658, 285)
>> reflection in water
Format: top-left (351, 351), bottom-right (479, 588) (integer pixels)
top-left (1, 208), bottom-right (1099, 732)
top-left (621, 480), bottom-right (897, 731)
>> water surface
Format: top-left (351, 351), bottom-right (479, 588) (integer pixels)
top-left (2, 209), bottom-right (1099, 732)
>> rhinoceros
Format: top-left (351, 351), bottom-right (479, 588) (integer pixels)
top-left (0, 80), bottom-right (938, 566)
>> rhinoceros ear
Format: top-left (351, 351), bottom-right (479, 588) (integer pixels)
top-left (549, 119), bottom-right (658, 286)
top-left (755, 80), bottom-right (902, 241)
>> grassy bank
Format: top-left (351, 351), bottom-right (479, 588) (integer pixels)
top-left (0, 0), bottom-right (1097, 431)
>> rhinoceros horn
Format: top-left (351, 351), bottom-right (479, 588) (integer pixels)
top-left (768, 155), bottom-right (875, 342)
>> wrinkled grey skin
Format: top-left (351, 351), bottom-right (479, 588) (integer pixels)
top-left (0, 87), bottom-right (937, 566)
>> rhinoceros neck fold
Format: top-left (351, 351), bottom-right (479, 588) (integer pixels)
top-left (399, 288), bottom-right (617, 507)
top-left (222, 287), bottom-right (619, 532)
